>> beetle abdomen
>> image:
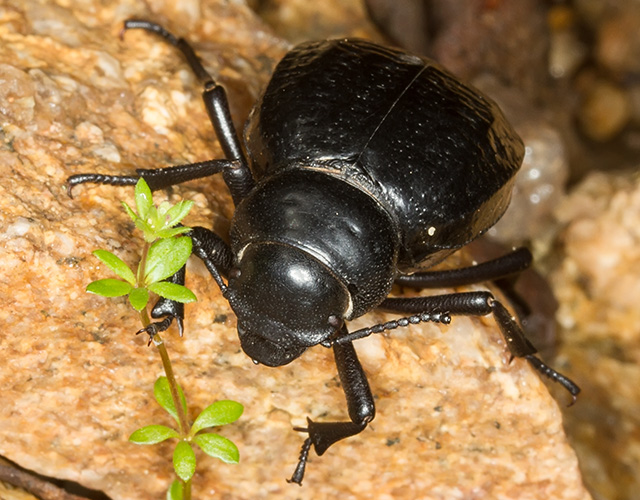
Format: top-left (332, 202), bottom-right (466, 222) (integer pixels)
top-left (245, 39), bottom-right (524, 271)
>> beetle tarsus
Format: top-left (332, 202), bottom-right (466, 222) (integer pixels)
top-left (525, 355), bottom-right (580, 405)
top-left (122, 19), bottom-right (179, 46)
top-left (65, 173), bottom-right (138, 197)
top-left (136, 317), bottom-right (172, 345)
top-left (287, 437), bottom-right (312, 485)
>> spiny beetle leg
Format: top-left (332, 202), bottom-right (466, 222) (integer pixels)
top-left (490, 300), bottom-right (581, 403)
top-left (289, 337), bottom-right (374, 485)
top-left (123, 19), bottom-right (254, 204)
top-left (66, 159), bottom-right (236, 197)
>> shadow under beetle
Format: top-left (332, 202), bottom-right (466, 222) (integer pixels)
top-left (67, 20), bottom-right (580, 484)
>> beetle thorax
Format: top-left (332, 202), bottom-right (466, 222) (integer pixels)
top-left (230, 169), bottom-right (400, 320)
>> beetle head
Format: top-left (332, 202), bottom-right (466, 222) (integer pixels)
top-left (225, 243), bottom-right (349, 367)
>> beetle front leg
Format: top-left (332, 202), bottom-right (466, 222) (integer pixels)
top-left (143, 264), bottom-right (186, 340)
top-left (289, 338), bottom-right (375, 485)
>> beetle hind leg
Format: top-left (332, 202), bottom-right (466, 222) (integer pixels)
top-left (379, 292), bottom-right (580, 402)
top-left (489, 298), bottom-right (580, 403)
top-left (288, 338), bottom-right (375, 485)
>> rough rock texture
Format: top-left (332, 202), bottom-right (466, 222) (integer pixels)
top-left (552, 172), bottom-right (640, 500)
top-left (0, 1), bottom-right (590, 499)
top-left (248, 0), bottom-right (382, 44)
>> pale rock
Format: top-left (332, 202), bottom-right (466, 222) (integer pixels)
top-left (552, 171), bottom-right (640, 500)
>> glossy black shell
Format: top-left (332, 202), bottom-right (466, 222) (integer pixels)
top-left (244, 39), bottom-right (524, 271)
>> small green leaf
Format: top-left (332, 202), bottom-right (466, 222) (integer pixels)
top-left (122, 201), bottom-right (139, 223)
top-left (165, 200), bottom-right (194, 227)
top-left (148, 282), bottom-right (197, 303)
top-left (128, 287), bottom-right (149, 311)
top-left (145, 237), bottom-right (192, 284)
top-left (173, 441), bottom-right (196, 482)
top-left (129, 425), bottom-right (179, 444)
top-left (154, 376), bottom-right (188, 424)
top-left (135, 178), bottom-right (153, 219)
top-left (167, 480), bottom-right (183, 500)
top-left (87, 279), bottom-right (132, 297)
top-left (193, 433), bottom-right (239, 464)
top-left (191, 401), bottom-right (243, 435)
top-left (92, 250), bottom-right (136, 285)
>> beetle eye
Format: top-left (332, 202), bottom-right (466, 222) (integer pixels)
top-left (229, 267), bottom-right (241, 279)
top-left (328, 314), bottom-right (342, 328)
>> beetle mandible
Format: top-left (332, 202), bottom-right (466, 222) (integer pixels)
top-left (67, 20), bottom-right (580, 484)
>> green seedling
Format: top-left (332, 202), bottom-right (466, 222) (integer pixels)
top-left (86, 178), bottom-right (243, 500)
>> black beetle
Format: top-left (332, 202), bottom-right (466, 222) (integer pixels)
top-left (67, 20), bottom-right (580, 484)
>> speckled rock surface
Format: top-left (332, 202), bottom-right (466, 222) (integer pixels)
top-left (552, 171), bottom-right (640, 500)
top-left (0, 1), bottom-right (589, 499)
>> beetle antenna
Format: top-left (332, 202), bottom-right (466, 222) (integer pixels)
top-left (336, 312), bottom-right (451, 344)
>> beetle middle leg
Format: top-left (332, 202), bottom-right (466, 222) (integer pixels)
top-left (394, 246), bottom-right (533, 289)
top-left (350, 246), bottom-right (581, 401)
top-left (395, 246), bottom-right (536, 328)
top-left (66, 159), bottom-right (240, 197)
top-left (333, 291), bottom-right (580, 405)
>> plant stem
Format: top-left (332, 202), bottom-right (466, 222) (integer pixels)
top-left (137, 310), bottom-right (190, 437)
top-left (183, 479), bottom-right (192, 499)
top-left (137, 242), bottom-right (192, 500)
top-left (153, 334), bottom-right (190, 435)
top-left (138, 312), bottom-right (193, 500)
